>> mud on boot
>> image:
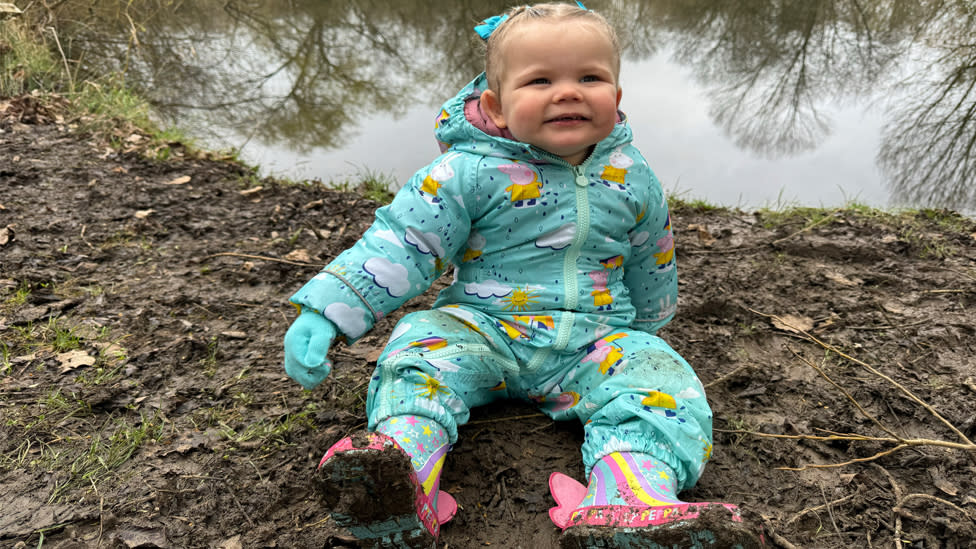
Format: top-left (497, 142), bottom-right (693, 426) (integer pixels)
top-left (315, 431), bottom-right (441, 548)
top-left (550, 471), bottom-right (764, 549)
top-left (559, 503), bottom-right (765, 549)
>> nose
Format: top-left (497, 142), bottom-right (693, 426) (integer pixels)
top-left (552, 81), bottom-right (583, 102)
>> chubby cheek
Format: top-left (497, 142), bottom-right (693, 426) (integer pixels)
top-left (505, 102), bottom-right (541, 136)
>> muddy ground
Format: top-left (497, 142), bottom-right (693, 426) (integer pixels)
top-left (1, 95), bottom-right (975, 548)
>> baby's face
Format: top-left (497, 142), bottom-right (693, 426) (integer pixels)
top-left (483, 19), bottom-right (621, 166)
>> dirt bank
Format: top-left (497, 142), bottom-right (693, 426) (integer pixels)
top-left (2, 96), bottom-right (975, 548)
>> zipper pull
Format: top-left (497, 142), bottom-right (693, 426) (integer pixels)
top-left (574, 166), bottom-right (588, 187)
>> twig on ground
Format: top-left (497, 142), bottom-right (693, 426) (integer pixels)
top-left (704, 363), bottom-right (753, 388)
top-left (873, 464), bottom-right (903, 549)
top-left (787, 346), bottom-right (902, 440)
top-left (760, 515), bottom-right (799, 549)
top-left (80, 224), bottom-right (95, 249)
top-left (895, 493), bottom-right (974, 520)
top-left (770, 209), bottom-right (842, 246)
top-left (228, 485), bottom-right (255, 527)
top-left (785, 490), bottom-right (858, 525)
top-left (876, 306), bottom-right (927, 353)
top-left (748, 307), bottom-right (976, 451)
top-left (920, 289), bottom-right (970, 294)
top-left (819, 482), bottom-right (842, 535)
top-left (206, 252), bottom-right (318, 267)
top-left (778, 443), bottom-right (910, 471)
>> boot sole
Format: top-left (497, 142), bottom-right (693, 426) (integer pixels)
top-left (560, 503), bottom-right (764, 549)
top-left (316, 432), bottom-right (437, 548)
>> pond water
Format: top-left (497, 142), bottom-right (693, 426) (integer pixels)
top-left (60, 0), bottom-right (975, 213)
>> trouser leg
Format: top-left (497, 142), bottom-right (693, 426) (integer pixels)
top-left (530, 330), bottom-right (713, 492)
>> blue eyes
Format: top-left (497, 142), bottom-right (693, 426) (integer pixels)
top-left (527, 76), bottom-right (601, 85)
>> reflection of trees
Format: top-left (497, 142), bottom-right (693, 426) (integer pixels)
top-left (647, 0), bottom-right (910, 157)
top-left (644, 0), bottom-right (975, 210)
top-left (44, 0), bottom-right (976, 210)
top-left (51, 0), bottom-right (510, 152)
top-left (878, 6), bottom-right (976, 208)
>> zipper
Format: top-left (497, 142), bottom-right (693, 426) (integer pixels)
top-left (526, 147), bottom-right (596, 350)
top-left (562, 157), bottom-right (595, 353)
top-left (563, 160), bottom-right (591, 311)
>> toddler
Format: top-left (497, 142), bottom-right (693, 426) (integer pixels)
top-left (284, 3), bottom-right (762, 547)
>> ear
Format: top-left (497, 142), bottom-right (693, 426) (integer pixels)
top-left (480, 89), bottom-right (508, 129)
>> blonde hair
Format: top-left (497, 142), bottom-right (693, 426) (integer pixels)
top-left (483, 3), bottom-right (621, 91)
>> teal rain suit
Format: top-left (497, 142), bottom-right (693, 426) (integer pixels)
top-left (290, 73), bottom-right (713, 489)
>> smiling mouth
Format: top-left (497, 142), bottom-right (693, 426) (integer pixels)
top-left (547, 115), bottom-right (589, 123)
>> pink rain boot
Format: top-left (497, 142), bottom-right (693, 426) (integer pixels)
top-left (549, 471), bottom-right (764, 548)
top-left (316, 431), bottom-right (457, 548)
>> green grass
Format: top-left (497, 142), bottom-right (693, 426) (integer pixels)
top-left (217, 403), bottom-right (318, 451)
top-left (47, 412), bottom-right (164, 503)
top-left (0, 341), bottom-right (11, 375)
top-left (201, 336), bottom-right (219, 377)
top-left (1, 13), bottom-right (194, 163)
top-left (0, 17), bottom-right (63, 96)
top-left (329, 166), bottom-right (396, 204)
top-left (667, 195), bottom-right (728, 213)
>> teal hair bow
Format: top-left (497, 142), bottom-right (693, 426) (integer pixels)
top-left (474, 14), bottom-right (508, 40)
top-left (474, 3), bottom-right (587, 40)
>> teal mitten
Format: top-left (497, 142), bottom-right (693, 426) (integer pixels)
top-left (284, 310), bottom-right (337, 389)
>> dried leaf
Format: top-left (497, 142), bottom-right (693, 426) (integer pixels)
top-left (687, 223), bottom-right (716, 246)
top-left (771, 314), bottom-right (815, 334)
top-left (165, 175), bottom-right (191, 185)
top-left (0, 3), bottom-right (24, 17)
top-left (93, 341), bottom-right (127, 358)
top-left (57, 350), bottom-right (96, 373)
top-left (161, 430), bottom-right (220, 456)
top-left (239, 186), bottom-right (263, 196)
top-left (823, 271), bottom-right (860, 287)
top-left (934, 478), bottom-right (959, 496)
top-left (284, 249), bottom-right (312, 263)
top-left (0, 225), bottom-right (12, 246)
top-left (929, 466), bottom-right (959, 496)
top-left (118, 526), bottom-right (167, 548)
top-left (134, 209), bottom-right (154, 219)
top-left (219, 535), bottom-right (243, 549)
top-left (882, 301), bottom-right (907, 315)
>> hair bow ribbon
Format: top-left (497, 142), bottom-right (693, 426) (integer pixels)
top-left (474, 14), bottom-right (508, 39)
top-left (474, 3), bottom-right (587, 39)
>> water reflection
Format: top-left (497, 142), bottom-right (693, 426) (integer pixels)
top-left (646, 0), bottom-right (975, 210)
top-left (51, 0), bottom-right (975, 212)
top-left (58, 0), bottom-right (512, 151)
top-left (878, 4), bottom-right (976, 208)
